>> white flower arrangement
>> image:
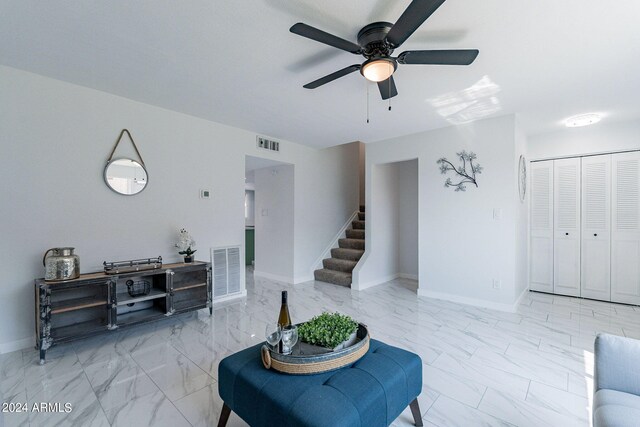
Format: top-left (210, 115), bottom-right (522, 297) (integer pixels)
top-left (175, 228), bottom-right (197, 256)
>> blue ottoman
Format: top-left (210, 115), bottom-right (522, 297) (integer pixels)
top-left (217, 339), bottom-right (423, 427)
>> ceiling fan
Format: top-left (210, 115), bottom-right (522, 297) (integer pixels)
top-left (290, 0), bottom-right (479, 100)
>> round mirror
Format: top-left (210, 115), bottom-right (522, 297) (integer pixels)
top-left (104, 158), bottom-right (148, 195)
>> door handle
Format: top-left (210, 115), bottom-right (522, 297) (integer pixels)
top-left (594, 233), bottom-right (598, 237)
top-left (565, 233), bottom-right (569, 236)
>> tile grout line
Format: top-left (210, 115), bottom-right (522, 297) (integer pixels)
top-left (80, 364), bottom-right (112, 425)
top-left (128, 344), bottom-right (193, 426)
top-left (476, 386), bottom-right (488, 409)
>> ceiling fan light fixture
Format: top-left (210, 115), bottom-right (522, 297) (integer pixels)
top-left (361, 58), bottom-right (397, 82)
top-left (564, 113), bottom-right (602, 128)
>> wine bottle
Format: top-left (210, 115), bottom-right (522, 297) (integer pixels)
top-left (278, 291), bottom-right (291, 352)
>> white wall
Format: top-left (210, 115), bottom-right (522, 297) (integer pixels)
top-left (354, 163), bottom-right (400, 287)
top-left (398, 159), bottom-right (419, 279)
top-left (353, 159), bottom-right (418, 286)
top-left (359, 142), bottom-right (366, 205)
top-left (0, 65), bottom-right (359, 352)
top-left (244, 190), bottom-right (255, 227)
top-left (254, 165), bottom-right (294, 281)
top-left (354, 115), bottom-right (523, 310)
top-left (514, 120), bottom-right (529, 300)
top-left (528, 119), bottom-right (640, 160)
top-left (292, 143), bottom-right (360, 282)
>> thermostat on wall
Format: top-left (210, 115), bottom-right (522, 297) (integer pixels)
top-left (200, 189), bottom-right (211, 199)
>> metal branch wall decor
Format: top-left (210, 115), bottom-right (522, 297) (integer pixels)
top-left (437, 150), bottom-right (483, 192)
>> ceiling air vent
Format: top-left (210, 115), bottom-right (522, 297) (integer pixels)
top-left (256, 136), bottom-right (280, 152)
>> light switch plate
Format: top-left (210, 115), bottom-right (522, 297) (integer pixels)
top-left (493, 208), bottom-right (502, 220)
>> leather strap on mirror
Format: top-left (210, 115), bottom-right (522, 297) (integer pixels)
top-left (107, 129), bottom-right (145, 166)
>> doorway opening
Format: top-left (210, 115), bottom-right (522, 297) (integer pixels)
top-left (245, 155), bottom-right (295, 283)
top-left (353, 158), bottom-right (419, 291)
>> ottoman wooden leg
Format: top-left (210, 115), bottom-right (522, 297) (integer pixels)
top-left (217, 403), bottom-right (231, 427)
top-left (409, 398), bottom-right (423, 427)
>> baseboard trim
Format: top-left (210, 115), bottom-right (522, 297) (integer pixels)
top-left (416, 289), bottom-right (519, 313)
top-left (293, 275), bottom-right (314, 284)
top-left (0, 336), bottom-right (34, 354)
top-left (513, 286), bottom-right (529, 309)
top-left (397, 273), bottom-right (419, 281)
top-left (253, 270), bottom-right (294, 284)
top-left (353, 273), bottom-right (400, 291)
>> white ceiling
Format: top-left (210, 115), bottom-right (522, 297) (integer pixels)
top-left (2, 1), bottom-right (639, 148)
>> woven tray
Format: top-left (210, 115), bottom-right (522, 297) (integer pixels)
top-left (261, 323), bottom-right (369, 375)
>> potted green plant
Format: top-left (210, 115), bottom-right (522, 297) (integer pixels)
top-left (298, 312), bottom-right (359, 351)
top-left (176, 228), bottom-right (197, 263)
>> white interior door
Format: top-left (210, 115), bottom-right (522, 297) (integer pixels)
top-left (530, 161), bottom-right (554, 293)
top-left (611, 152), bottom-right (640, 304)
top-left (581, 155), bottom-right (611, 301)
top-left (554, 158), bottom-right (581, 297)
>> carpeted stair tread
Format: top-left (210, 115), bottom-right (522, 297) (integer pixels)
top-left (339, 238), bottom-right (365, 250)
top-left (331, 248), bottom-right (364, 261)
top-left (314, 206), bottom-right (366, 288)
top-left (322, 258), bottom-right (358, 273)
top-left (314, 269), bottom-right (352, 287)
top-left (346, 229), bottom-right (365, 239)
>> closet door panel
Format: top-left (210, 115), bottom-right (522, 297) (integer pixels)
top-left (581, 155), bottom-right (611, 301)
top-left (531, 237), bottom-right (553, 291)
top-left (530, 161), bottom-right (554, 293)
top-left (611, 152), bottom-right (640, 304)
top-left (554, 158), bottom-right (581, 297)
top-left (613, 240), bottom-right (640, 297)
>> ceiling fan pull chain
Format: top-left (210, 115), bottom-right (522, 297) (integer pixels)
top-left (388, 63), bottom-right (392, 111)
top-left (366, 81), bottom-right (370, 124)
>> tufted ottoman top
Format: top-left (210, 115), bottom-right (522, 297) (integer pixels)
top-left (218, 339), bottom-right (423, 427)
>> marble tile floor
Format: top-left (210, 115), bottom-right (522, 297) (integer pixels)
top-left (2, 269), bottom-right (640, 426)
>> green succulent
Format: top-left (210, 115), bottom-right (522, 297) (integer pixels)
top-left (298, 312), bottom-right (358, 349)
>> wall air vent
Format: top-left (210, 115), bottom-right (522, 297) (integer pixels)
top-left (211, 246), bottom-right (241, 299)
top-left (256, 136), bottom-right (280, 152)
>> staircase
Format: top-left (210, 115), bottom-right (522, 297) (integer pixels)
top-left (314, 206), bottom-right (365, 287)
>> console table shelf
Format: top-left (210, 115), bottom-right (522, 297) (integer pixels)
top-left (35, 261), bottom-right (211, 364)
top-left (116, 306), bottom-right (166, 326)
top-left (50, 297), bottom-right (108, 314)
top-left (51, 319), bottom-right (107, 340)
top-left (174, 282), bottom-right (207, 291)
top-left (116, 288), bottom-right (167, 306)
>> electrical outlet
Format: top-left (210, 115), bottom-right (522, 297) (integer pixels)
top-left (261, 209), bottom-right (268, 216)
top-left (492, 279), bottom-right (501, 289)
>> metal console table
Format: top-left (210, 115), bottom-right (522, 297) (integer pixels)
top-left (35, 261), bottom-right (211, 364)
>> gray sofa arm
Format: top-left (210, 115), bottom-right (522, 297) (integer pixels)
top-left (595, 333), bottom-right (640, 396)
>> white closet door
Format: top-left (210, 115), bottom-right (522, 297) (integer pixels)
top-left (581, 155), bottom-right (611, 301)
top-left (554, 158), bottom-right (581, 296)
top-left (611, 152), bottom-right (640, 304)
top-left (530, 161), bottom-right (554, 293)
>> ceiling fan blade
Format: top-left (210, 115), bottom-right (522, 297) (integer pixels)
top-left (397, 49), bottom-right (479, 65)
top-left (377, 76), bottom-right (398, 100)
top-left (303, 64), bottom-right (361, 89)
top-left (290, 23), bottom-right (362, 54)
top-left (386, 0), bottom-right (446, 48)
